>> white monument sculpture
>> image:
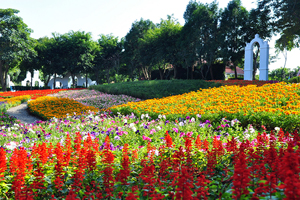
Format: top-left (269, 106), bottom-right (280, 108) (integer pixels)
top-left (21, 70), bottom-right (44, 87)
top-left (244, 34), bottom-right (269, 81)
top-left (47, 72), bottom-right (96, 89)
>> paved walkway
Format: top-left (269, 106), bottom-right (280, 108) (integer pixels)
top-left (6, 102), bottom-right (42, 124)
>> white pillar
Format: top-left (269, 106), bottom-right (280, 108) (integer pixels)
top-left (244, 43), bottom-right (253, 80)
top-left (259, 41), bottom-right (269, 81)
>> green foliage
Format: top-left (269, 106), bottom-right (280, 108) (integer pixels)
top-left (269, 67), bottom-right (300, 81)
top-left (258, 0), bottom-right (300, 50)
top-left (287, 76), bottom-right (300, 83)
top-left (0, 8), bottom-right (36, 91)
top-left (93, 34), bottom-right (123, 84)
top-left (123, 18), bottom-right (155, 81)
top-left (89, 79), bottom-right (221, 100)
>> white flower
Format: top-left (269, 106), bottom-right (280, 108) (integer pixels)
top-left (129, 123), bottom-right (135, 128)
top-left (123, 119), bottom-right (127, 123)
top-left (132, 127), bottom-right (137, 132)
top-left (249, 127), bottom-right (255, 134)
top-left (156, 126), bottom-right (162, 130)
top-left (162, 115), bottom-right (166, 119)
top-left (179, 122), bottom-right (184, 126)
top-left (274, 127), bottom-right (280, 132)
top-left (145, 114), bottom-right (149, 118)
top-left (141, 114), bottom-right (145, 120)
top-left (4, 141), bottom-right (18, 150)
top-left (244, 134), bottom-right (250, 140)
top-left (95, 116), bottom-right (100, 121)
top-left (158, 114), bottom-right (162, 119)
top-left (82, 135), bottom-right (88, 140)
top-left (190, 117), bottom-right (195, 123)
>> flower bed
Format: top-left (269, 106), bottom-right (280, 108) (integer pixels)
top-left (0, 83), bottom-right (299, 199)
top-left (0, 95), bottom-right (31, 111)
top-left (0, 88), bottom-right (83, 100)
top-left (48, 89), bottom-right (141, 110)
top-left (0, 111), bottom-right (298, 199)
top-left (207, 80), bottom-right (277, 87)
top-left (108, 82), bottom-right (300, 131)
top-left (27, 96), bottom-right (99, 120)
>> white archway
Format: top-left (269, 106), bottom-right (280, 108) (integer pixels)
top-left (244, 34), bottom-right (269, 81)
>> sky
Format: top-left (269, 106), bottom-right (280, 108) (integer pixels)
top-left (1, 0), bottom-right (299, 72)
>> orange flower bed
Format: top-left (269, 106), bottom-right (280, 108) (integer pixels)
top-left (207, 80), bottom-right (276, 87)
top-left (28, 96), bottom-right (99, 120)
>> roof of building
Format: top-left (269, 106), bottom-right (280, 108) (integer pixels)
top-left (225, 66), bottom-right (244, 75)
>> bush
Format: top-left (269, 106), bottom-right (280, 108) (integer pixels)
top-left (287, 76), bottom-right (300, 83)
top-left (89, 79), bottom-right (222, 100)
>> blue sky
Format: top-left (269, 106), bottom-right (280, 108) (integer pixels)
top-left (1, 0), bottom-right (299, 71)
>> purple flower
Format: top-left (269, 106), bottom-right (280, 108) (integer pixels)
top-left (180, 132), bottom-right (185, 137)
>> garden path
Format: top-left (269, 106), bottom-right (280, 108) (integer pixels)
top-left (6, 102), bottom-right (42, 124)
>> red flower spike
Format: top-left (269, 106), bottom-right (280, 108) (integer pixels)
top-left (0, 148), bottom-right (7, 182)
top-left (232, 150), bottom-right (251, 199)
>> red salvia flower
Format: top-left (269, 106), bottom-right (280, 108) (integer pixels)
top-left (165, 131), bottom-right (173, 148)
top-left (232, 150), bottom-right (251, 199)
top-left (174, 165), bottom-right (194, 200)
top-left (0, 148), bottom-right (6, 182)
top-left (194, 172), bottom-right (210, 200)
top-left (117, 143), bottom-right (130, 185)
top-left (195, 135), bottom-right (202, 150)
top-left (278, 141), bottom-right (300, 199)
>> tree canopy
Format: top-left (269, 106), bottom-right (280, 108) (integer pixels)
top-left (0, 8), bottom-right (35, 91)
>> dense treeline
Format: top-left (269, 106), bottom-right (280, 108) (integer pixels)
top-left (1, 0), bottom-right (299, 91)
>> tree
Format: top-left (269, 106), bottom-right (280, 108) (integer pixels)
top-left (94, 34), bottom-right (123, 83)
top-left (219, 0), bottom-right (249, 79)
top-left (258, 0), bottom-right (300, 50)
top-left (58, 31), bottom-right (95, 88)
top-left (34, 37), bottom-right (54, 87)
top-left (246, 4), bottom-right (272, 80)
top-left (123, 19), bottom-right (155, 81)
top-left (0, 9), bottom-right (36, 91)
top-left (138, 15), bottom-right (182, 80)
top-left (268, 67), bottom-right (291, 81)
top-left (179, 1), bottom-right (222, 80)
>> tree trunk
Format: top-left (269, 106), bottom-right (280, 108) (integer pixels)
top-left (158, 67), bottom-right (163, 80)
top-left (141, 66), bottom-right (149, 80)
top-left (30, 70), bottom-right (33, 90)
top-left (53, 73), bottom-right (56, 89)
top-left (0, 61), bottom-right (5, 91)
top-left (72, 74), bottom-right (76, 88)
top-left (234, 65), bottom-right (238, 79)
top-left (4, 69), bottom-right (8, 92)
top-left (253, 48), bottom-right (260, 80)
top-left (186, 66), bottom-right (189, 79)
top-left (106, 68), bottom-right (110, 83)
top-left (209, 64), bottom-right (214, 80)
top-left (45, 75), bottom-right (50, 87)
top-left (191, 65), bottom-right (194, 79)
top-left (85, 70), bottom-right (88, 88)
top-left (173, 65), bottom-right (177, 79)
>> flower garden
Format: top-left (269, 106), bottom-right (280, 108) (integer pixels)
top-left (0, 81), bottom-right (299, 199)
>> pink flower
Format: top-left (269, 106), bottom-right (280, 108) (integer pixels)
top-left (186, 132), bottom-right (193, 137)
top-left (173, 128), bottom-right (179, 133)
top-left (150, 129), bottom-right (156, 135)
top-left (142, 135), bottom-right (152, 142)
